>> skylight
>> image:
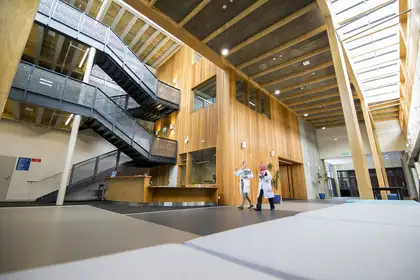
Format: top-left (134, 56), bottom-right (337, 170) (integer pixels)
top-left (330, 0), bottom-right (400, 104)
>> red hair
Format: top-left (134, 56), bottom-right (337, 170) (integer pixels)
top-left (259, 163), bottom-right (267, 171)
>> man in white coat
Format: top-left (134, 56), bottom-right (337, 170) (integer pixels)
top-left (234, 161), bottom-right (254, 209)
top-left (255, 163), bottom-right (275, 211)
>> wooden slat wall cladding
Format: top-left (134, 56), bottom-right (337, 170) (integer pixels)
top-left (155, 46), bottom-right (307, 205)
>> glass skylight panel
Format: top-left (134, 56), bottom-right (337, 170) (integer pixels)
top-left (366, 91), bottom-right (400, 103)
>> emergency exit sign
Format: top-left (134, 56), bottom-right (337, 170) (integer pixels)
top-left (343, 152), bottom-right (349, 155)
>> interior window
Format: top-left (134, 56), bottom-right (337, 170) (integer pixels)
top-left (193, 76), bottom-right (216, 112)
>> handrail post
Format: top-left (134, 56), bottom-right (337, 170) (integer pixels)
top-left (93, 155), bottom-right (100, 183)
top-left (58, 76), bottom-right (68, 110)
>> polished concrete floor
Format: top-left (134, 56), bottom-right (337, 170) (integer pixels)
top-left (0, 201), bottom-right (333, 274)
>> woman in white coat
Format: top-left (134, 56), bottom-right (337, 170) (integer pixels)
top-left (255, 163), bottom-right (275, 211)
top-left (234, 161), bottom-right (254, 210)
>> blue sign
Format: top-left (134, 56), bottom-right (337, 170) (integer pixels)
top-left (16, 157), bottom-right (31, 171)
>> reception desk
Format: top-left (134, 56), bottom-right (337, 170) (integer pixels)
top-left (105, 176), bottom-right (218, 205)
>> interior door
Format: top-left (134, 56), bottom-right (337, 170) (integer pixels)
top-left (0, 156), bottom-right (17, 200)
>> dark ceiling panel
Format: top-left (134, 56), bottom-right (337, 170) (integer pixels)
top-left (293, 96), bottom-right (339, 111)
top-left (279, 79), bottom-right (338, 99)
top-left (266, 65), bottom-right (336, 93)
top-left (254, 51), bottom-right (333, 85)
top-left (184, 0), bottom-right (256, 40)
top-left (155, 0), bottom-right (204, 23)
top-left (206, 0), bottom-right (313, 52)
top-left (226, 8), bottom-right (324, 66)
top-left (242, 32), bottom-right (330, 77)
top-left (283, 87), bottom-right (338, 105)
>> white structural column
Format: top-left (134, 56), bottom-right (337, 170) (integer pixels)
top-left (82, 0), bottom-right (110, 83)
top-left (56, 115), bottom-right (82, 205)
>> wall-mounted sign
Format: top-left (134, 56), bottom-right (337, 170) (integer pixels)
top-left (16, 157), bottom-right (31, 171)
top-left (31, 158), bottom-right (41, 163)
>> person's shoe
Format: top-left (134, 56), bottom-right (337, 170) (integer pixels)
top-left (248, 205), bottom-right (254, 209)
top-left (238, 206), bottom-right (244, 210)
top-left (270, 208), bottom-right (275, 211)
top-left (254, 208), bottom-right (261, 211)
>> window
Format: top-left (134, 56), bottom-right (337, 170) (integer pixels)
top-left (193, 76), bottom-right (216, 112)
top-left (193, 52), bottom-right (202, 64)
top-left (259, 93), bottom-right (271, 118)
top-left (235, 76), bottom-right (246, 105)
top-left (191, 148), bottom-right (216, 185)
top-left (248, 86), bottom-right (257, 111)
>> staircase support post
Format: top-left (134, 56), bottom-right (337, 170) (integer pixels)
top-left (56, 115), bottom-right (82, 205)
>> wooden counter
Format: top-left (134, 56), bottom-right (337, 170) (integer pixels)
top-left (146, 186), bottom-right (218, 204)
top-left (105, 176), bottom-right (150, 203)
top-left (105, 176), bottom-right (218, 205)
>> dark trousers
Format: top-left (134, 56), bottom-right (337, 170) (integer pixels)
top-left (256, 189), bottom-right (275, 210)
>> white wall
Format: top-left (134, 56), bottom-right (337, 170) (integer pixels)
top-left (0, 119), bottom-right (115, 201)
top-left (329, 152), bottom-right (403, 171)
top-left (316, 120), bottom-right (405, 160)
top-left (299, 120), bottom-right (323, 200)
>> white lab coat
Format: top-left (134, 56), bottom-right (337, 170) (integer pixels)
top-left (258, 170), bottom-right (275, 199)
top-left (234, 168), bottom-right (254, 194)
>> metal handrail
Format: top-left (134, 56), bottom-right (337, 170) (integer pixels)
top-left (36, 0), bottom-right (180, 106)
top-left (13, 61), bottom-right (177, 160)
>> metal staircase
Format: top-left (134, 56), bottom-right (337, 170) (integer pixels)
top-left (35, 0), bottom-right (180, 121)
top-left (10, 61), bottom-right (177, 165)
top-left (36, 150), bottom-right (131, 203)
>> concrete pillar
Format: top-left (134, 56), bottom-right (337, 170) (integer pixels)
top-left (0, 0), bottom-right (40, 117)
top-left (56, 115), bottom-right (82, 205)
top-left (401, 153), bottom-right (418, 198)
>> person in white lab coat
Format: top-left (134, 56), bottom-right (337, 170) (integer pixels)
top-left (234, 161), bottom-right (254, 209)
top-left (255, 163), bottom-right (275, 211)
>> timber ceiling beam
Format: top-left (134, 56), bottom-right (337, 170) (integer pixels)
top-left (262, 60), bottom-right (334, 87)
top-left (228, 2), bottom-right (318, 55)
top-left (280, 83), bottom-right (338, 101)
top-left (148, 0), bottom-right (157, 7)
top-left (251, 46), bottom-right (330, 79)
top-left (239, 25), bottom-right (327, 69)
top-left (298, 104), bottom-right (343, 115)
top-left (310, 114), bottom-right (364, 125)
top-left (287, 92), bottom-right (338, 107)
top-left (203, 0), bottom-right (270, 43)
top-left (295, 98), bottom-right (342, 112)
top-left (279, 74), bottom-right (337, 94)
top-left (179, 0), bottom-right (210, 27)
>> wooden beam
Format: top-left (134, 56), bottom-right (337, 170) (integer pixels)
top-left (251, 46), bottom-right (330, 79)
top-left (239, 25), bottom-right (327, 69)
top-left (179, 0), bottom-right (210, 27)
top-left (96, 0), bottom-right (111, 21)
top-left (137, 30), bottom-right (160, 56)
top-left (295, 98), bottom-right (342, 112)
top-left (373, 113), bottom-right (399, 119)
top-left (299, 104), bottom-right (343, 115)
top-left (152, 43), bottom-right (180, 68)
top-left (111, 7), bottom-right (125, 29)
top-left (281, 83), bottom-right (338, 101)
top-left (371, 107), bottom-right (399, 114)
top-left (203, 0), bottom-right (269, 43)
top-left (304, 109), bottom-right (344, 120)
top-left (121, 16), bottom-right (138, 39)
top-left (262, 61), bottom-right (334, 87)
top-left (129, 23), bottom-right (150, 48)
top-left (279, 74), bottom-right (336, 94)
top-left (144, 37), bottom-right (170, 63)
top-left (148, 0), bottom-right (157, 7)
top-left (85, 0), bottom-right (94, 15)
top-left (229, 2), bottom-right (318, 55)
top-left (318, 0), bottom-right (374, 199)
top-left (287, 92), bottom-right (338, 107)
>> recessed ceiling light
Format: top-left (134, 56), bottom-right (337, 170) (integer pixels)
top-left (222, 4), bottom-right (227, 9)
top-left (24, 107), bottom-right (34, 112)
top-left (221, 48), bottom-right (229, 56)
top-left (274, 89), bottom-right (281, 95)
top-left (334, 138), bottom-right (338, 141)
top-left (301, 87), bottom-right (305, 90)
top-left (322, 127), bottom-right (326, 130)
top-left (272, 57), bottom-right (276, 61)
top-left (303, 60), bottom-right (310, 66)
top-left (304, 113), bottom-right (309, 117)
top-left (312, 72), bottom-right (316, 75)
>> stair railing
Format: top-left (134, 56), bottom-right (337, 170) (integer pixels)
top-left (12, 61), bottom-right (177, 159)
top-left (36, 0), bottom-right (180, 106)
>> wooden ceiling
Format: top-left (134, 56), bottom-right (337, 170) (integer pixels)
top-left (126, 0), bottom-right (399, 128)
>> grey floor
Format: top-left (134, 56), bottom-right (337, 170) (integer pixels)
top-left (0, 201), bottom-right (333, 275)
